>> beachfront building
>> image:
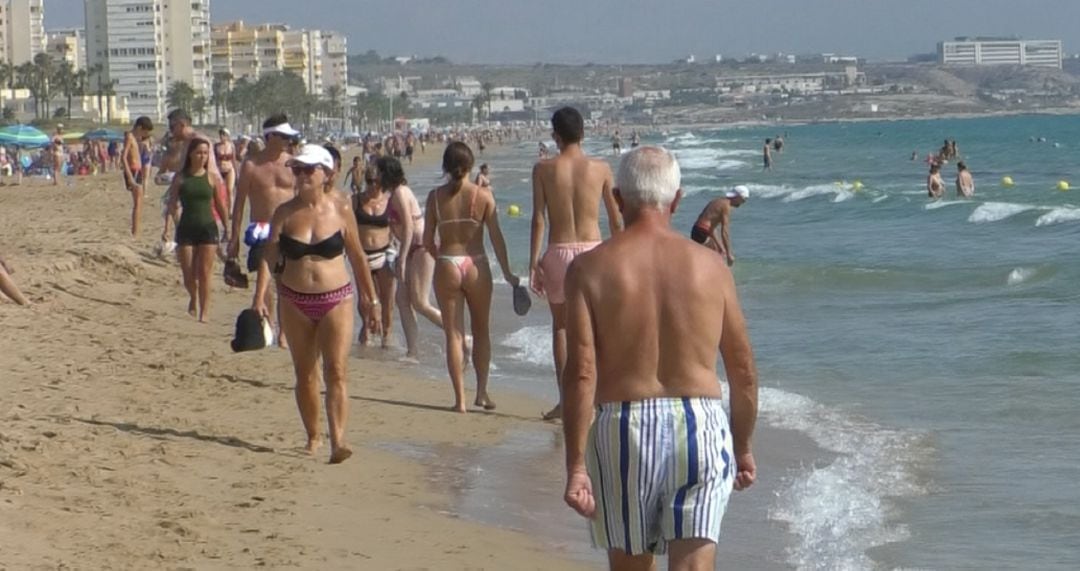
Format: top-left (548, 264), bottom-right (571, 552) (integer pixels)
top-left (715, 67), bottom-right (864, 96)
top-left (283, 29), bottom-right (322, 95)
top-left (455, 76), bottom-right (482, 97)
top-left (5, 0), bottom-right (46, 65)
top-left (163, 0), bottom-right (211, 100)
top-left (85, 0), bottom-right (166, 121)
top-left (46, 28), bottom-right (86, 71)
top-left (211, 21), bottom-right (286, 86)
top-left (321, 31), bottom-right (348, 95)
top-left (939, 38), bottom-right (1063, 69)
top-left (1, 86), bottom-right (128, 122)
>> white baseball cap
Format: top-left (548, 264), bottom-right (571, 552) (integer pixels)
top-left (726, 185), bottom-right (750, 199)
top-left (262, 121), bottom-right (301, 138)
top-left (286, 144), bottom-right (334, 171)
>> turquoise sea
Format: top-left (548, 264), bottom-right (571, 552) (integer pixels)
top-left (396, 114), bottom-right (1080, 570)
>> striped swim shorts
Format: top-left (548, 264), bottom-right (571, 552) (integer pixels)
top-left (586, 397), bottom-right (734, 555)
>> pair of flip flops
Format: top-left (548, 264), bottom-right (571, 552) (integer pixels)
top-left (223, 259), bottom-right (249, 288)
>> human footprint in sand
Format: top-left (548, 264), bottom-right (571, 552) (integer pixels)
top-left (424, 142), bottom-right (521, 413)
top-left (0, 253), bottom-right (30, 305)
top-left (252, 144), bottom-right (381, 464)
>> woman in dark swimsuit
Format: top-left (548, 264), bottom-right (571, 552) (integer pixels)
top-left (252, 144), bottom-right (380, 464)
top-left (163, 138), bottom-right (229, 322)
top-left (353, 166), bottom-right (396, 347)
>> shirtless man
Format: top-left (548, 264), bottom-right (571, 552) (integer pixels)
top-left (474, 163), bottom-right (491, 189)
top-left (956, 161), bottom-right (975, 198)
top-left (690, 185), bottom-right (749, 266)
top-left (121, 116), bottom-right (154, 237)
top-left (155, 110), bottom-right (222, 236)
top-left (530, 106), bottom-right (622, 420)
top-left (763, 138), bottom-right (773, 171)
top-left (562, 146), bottom-right (758, 570)
top-left (227, 114), bottom-right (299, 346)
top-left (927, 164), bottom-right (944, 199)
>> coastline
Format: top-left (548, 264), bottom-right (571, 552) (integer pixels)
top-left (0, 149), bottom-right (824, 570)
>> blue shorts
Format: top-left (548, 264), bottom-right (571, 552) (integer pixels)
top-left (587, 397), bottom-right (734, 555)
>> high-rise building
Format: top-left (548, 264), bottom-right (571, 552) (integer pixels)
top-left (6, 0), bottom-right (46, 65)
top-left (46, 28), bottom-right (86, 71)
top-left (283, 29), bottom-right (322, 95)
top-left (321, 31), bottom-right (348, 95)
top-left (86, 0), bottom-right (214, 121)
top-left (163, 0), bottom-right (211, 100)
top-left (211, 21), bottom-right (286, 86)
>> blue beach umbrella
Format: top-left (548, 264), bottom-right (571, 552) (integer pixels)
top-left (0, 124), bottom-right (50, 147)
top-left (84, 127), bottom-right (125, 142)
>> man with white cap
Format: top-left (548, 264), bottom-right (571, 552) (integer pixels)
top-left (228, 113), bottom-right (301, 347)
top-left (690, 185), bottom-right (749, 266)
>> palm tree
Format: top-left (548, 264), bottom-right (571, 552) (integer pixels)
top-left (324, 84), bottom-right (343, 130)
top-left (211, 73), bottom-right (232, 125)
top-left (15, 62), bottom-right (42, 118)
top-left (88, 63), bottom-right (105, 119)
top-left (166, 81), bottom-right (196, 115)
top-left (52, 62), bottom-right (77, 119)
top-left (192, 95), bottom-right (208, 124)
top-left (32, 53), bottom-right (55, 118)
top-left (0, 62), bottom-right (15, 102)
top-left (103, 79), bottom-right (117, 123)
top-left (481, 81), bottom-right (494, 118)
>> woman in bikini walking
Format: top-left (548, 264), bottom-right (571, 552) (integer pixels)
top-left (353, 165), bottom-right (396, 348)
top-left (252, 144), bottom-right (381, 463)
top-left (423, 142), bottom-right (520, 413)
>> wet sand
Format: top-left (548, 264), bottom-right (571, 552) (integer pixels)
top-left (1, 152), bottom-right (819, 570)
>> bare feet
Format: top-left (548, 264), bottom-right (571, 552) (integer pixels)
top-left (542, 403), bottom-right (562, 422)
top-left (187, 299), bottom-right (197, 317)
top-left (305, 438), bottom-right (323, 455)
top-left (277, 333), bottom-right (289, 350)
top-left (450, 404), bottom-right (467, 414)
top-left (329, 446), bottom-right (353, 464)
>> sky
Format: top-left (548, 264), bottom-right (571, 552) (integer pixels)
top-left (46, 0), bottom-right (1080, 64)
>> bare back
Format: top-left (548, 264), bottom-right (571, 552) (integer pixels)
top-left (239, 150), bottom-right (296, 222)
top-left (695, 197), bottom-right (731, 229)
top-left (569, 224), bottom-right (748, 403)
top-left (533, 150), bottom-right (614, 243)
top-left (426, 182), bottom-right (492, 256)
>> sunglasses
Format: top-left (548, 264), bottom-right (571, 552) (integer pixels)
top-left (291, 164), bottom-right (317, 176)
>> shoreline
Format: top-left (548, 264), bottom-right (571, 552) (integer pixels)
top-left (0, 157), bottom-right (823, 569)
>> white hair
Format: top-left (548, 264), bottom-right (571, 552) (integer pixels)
top-left (616, 146), bottom-right (681, 207)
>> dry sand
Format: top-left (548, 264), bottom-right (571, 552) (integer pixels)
top-left (0, 165), bottom-right (592, 570)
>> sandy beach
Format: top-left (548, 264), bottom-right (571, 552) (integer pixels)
top-left (0, 148), bottom-right (815, 570)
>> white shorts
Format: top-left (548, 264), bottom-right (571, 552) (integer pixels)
top-left (587, 397), bottom-right (734, 555)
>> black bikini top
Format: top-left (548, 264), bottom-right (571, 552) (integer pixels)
top-left (355, 205), bottom-right (390, 228)
top-left (279, 231), bottom-right (345, 260)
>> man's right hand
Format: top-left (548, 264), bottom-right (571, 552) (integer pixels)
top-left (529, 265), bottom-right (546, 297)
top-left (226, 239), bottom-right (240, 260)
top-left (564, 469), bottom-right (596, 518)
top-left (733, 451), bottom-right (756, 491)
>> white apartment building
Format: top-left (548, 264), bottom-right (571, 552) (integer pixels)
top-left (6, 0), bottom-right (46, 65)
top-left (46, 28), bottom-right (86, 70)
top-left (163, 0), bottom-right (211, 99)
top-left (283, 29), bottom-right (322, 94)
top-left (939, 38), bottom-right (1063, 69)
top-left (85, 0), bottom-right (166, 121)
top-left (321, 30), bottom-right (347, 95)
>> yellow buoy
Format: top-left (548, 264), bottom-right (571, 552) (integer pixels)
top-left (852, 180), bottom-right (864, 191)
top-left (1058, 180), bottom-right (1070, 191)
top-left (1001, 176), bottom-right (1014, 187)
top-left (508, 204), bottom-right (522, 217)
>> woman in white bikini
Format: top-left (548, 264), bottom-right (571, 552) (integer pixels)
top-left (423, 142), bottom-right (520, 413)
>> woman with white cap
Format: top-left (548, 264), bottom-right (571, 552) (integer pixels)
top-left (690, 185), bottom-right (749, 267)
top-left (252, 143), bottom-right (382, 464)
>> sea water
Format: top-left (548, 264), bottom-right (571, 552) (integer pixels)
top-left (395, 114), bottom-right (1080, 570)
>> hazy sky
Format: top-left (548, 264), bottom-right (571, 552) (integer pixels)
top-left (46, 0), bottom-right (1080, 64)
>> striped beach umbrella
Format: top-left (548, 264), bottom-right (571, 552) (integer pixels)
top-left (0, 124), bottom-right (50, 147)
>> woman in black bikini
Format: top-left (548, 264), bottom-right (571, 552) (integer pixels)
top-left (252, 144), bottom-right (381, 464)
top-left (353, 166), bottom-right (396, 348)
